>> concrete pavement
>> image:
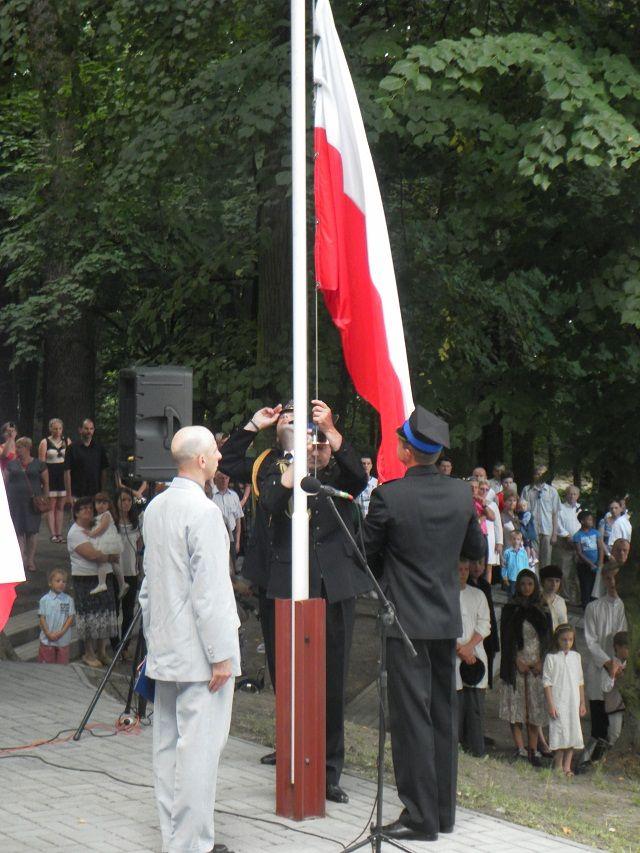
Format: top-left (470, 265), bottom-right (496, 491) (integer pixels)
top-left (0, 661), bottom-right (601, 853)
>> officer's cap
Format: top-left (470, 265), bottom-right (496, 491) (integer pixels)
top-left (397, 406), bottom-right (450, 453)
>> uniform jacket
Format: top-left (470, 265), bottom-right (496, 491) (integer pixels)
top-left (259, 440), bottom-right (371, 602)
top-left (363, 465), bottom-right (485, 639)
top-left (139, 477), bottom-right (241, 682)
top-left (219, 428), bottom-right (279, 589)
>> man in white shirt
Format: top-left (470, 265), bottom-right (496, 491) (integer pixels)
top-left (356, 455), bottom-right (378, 517)
top-left (608, 511), bottom-right (632, 553)
top-left (457, 559), bottom-right (491, 757)
top-left (583, 565), bottom-right (627, 749)
top-left (521, 465), bottom-right (560, 567)
top-left (139, 426), bottom-right (240, 853)
top-left (552, 485), bottom-right (581, 605)
top-left (211, 470), bottom-right (244, 566)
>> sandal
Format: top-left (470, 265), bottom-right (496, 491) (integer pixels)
top-left (565, 770), bottom-right (574, 778)
top-left (82, 656), bottom-right (102, 669)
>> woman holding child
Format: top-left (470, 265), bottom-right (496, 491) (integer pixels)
top-left (67, 496), bottom-right (119, 668)
top-left (499, 570), bottom-right (552, 766)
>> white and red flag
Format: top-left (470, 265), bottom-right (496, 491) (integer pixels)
top-left (314, 0), bottom-right (413, 482)
top-left (0, 470), bottom-right (24, 631)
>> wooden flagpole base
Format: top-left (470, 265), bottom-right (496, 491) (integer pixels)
top-left (275, 597), bottom-right (326, 820)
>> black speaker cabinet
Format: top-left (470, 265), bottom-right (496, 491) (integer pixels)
top-left (119, 366), bottom-right (193, 480)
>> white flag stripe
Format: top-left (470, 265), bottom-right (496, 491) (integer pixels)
top-left (0, 469), bottom-right (25, 585)
top-left (314, 0), bottom-right (413, 414)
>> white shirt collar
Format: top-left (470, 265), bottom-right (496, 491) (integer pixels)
top-left (171, 476), bottom-right (205, 493)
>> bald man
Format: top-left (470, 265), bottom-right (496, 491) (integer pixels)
top-left (139, 426), bottom-right (240, 853)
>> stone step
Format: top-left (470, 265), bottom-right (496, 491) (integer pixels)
top-left (4, 608), bottom-right (41, 648)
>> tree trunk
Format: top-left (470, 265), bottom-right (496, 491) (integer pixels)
top-left (511, 430), bottom-right (534, 491)
top-left (256, 188), bottom-right (293, 401)
top-left (480, 417), bottom-right (504, 471)
top-left (17, 361), bottom-right (40, 439)
top-left (42, 323), bottom-right (96, 439)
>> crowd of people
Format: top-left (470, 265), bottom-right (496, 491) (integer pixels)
top-left (1, 409), bottom-right (634, 849)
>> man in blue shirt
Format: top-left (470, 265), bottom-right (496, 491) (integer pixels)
top-left (573, 511), bottom-right (605, 609)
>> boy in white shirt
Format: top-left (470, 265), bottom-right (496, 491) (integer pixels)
top-left (457, 559), bottom-right (491, 757)
top-left (540, 564), bottom-right (568, 630)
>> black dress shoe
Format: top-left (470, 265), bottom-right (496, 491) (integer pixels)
top-left (326, 783), bottom-right (349, 803)
top-left (381, 819), bottom-right (437, 842)
top-left (260, 750), bottom-right (276, 765)
top-left (211, 845), bottom-right (233, 853)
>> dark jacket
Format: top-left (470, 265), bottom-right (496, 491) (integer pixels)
top-left (219, 428), bottom-right (278, 589)
top-left (469, 575), bottom-right (499, 687)
top-left (259, 440), bottom-right (371, 602)
top-left (363, 465), bottom-right (485, 640)
top-left (499, 599), bottom-right (551, 688)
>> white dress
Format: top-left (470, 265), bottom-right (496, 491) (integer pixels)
top-left (486, 500), bottom-right (503, 565)
top-left (542, 650), bottom-right (585, 750)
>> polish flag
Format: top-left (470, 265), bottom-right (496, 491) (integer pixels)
top-left (314, 0), bottom-right (413, 482)
top-left (0, 469), bottom-right (24, 631)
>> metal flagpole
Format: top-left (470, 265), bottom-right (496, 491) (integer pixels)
top-left (276, 1), bottom-right (325, 821)
top-left (290, 0), bottom-right (309, 780)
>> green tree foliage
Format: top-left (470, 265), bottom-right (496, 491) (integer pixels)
top-left (0, 0), bottom-right (638, 496)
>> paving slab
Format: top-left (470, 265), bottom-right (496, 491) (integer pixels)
top-left (0, 661), bottom-right (601, 853)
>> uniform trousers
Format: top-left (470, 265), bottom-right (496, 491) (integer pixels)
top-left (457, 687), bottom-right (485, 757)
top-left (259, 589), bottom-right (355, 785)
top-left (387, 637), bottom-right (457, 836)
top-left (153, 678), bottom-right (234, 853)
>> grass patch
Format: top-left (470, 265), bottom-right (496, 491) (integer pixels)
top-left (230, 688), bottom-right (640, 852)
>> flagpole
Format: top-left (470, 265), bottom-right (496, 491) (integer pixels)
top-left (290, 0), bottom-right (309, 789)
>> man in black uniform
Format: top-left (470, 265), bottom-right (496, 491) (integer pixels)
top-left (363, 406), bottom-right (485, 842)
top-left (220, 399), bottom-right (370, 803)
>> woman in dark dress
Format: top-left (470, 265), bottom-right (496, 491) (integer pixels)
top-left (4, 436), bottom-right (49, 572)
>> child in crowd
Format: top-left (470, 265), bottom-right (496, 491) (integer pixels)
top-left (540, 564), bottom-right (568, 630)
top-left (457, 559), bottom-right (491, 756)
top-left (572, 510), bottom-right (604, 609)
top-left (601, 631), bottom-right (628, 746)
top-left (517, 498), bottom-right (537, 568)
top-left (499, 570), bottom-right (551, 766)
top-left (501, 531), bottom-right (529, 597)
top-left (543, 624), bottom-right (586, 776)
top-left (87, 492), bottom-right (127, 598)
top-left (470, 477), bottom-right (494, 571)
top-left (38, 568), bottom-right (75, 664)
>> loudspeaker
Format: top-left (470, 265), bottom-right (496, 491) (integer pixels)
top-left (119, 366), bottom-right (193, 480)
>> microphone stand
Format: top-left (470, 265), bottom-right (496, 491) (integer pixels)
top-left (324, 496), bottom-right (417, 853)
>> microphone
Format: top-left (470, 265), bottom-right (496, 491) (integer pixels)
top-left (300, 475), bottom-right (354, 502)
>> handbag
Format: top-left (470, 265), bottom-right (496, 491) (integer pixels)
top-left (21, 463), bottom-right (50, 514)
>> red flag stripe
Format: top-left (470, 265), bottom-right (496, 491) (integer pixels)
top-left (315, 128), bottom-right (408, 481)
top-left (314, 0), bottom-right (413, 482)
top-left (0, 583), bottom-right (18, 633)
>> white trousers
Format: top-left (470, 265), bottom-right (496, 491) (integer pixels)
top-left (153, 679), bottom-right (234, 853)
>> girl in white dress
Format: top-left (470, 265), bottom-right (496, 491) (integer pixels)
top-left (543, 624), bottom-right (587, 776)
top-left (87, 493), bottom-right (127, 598)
